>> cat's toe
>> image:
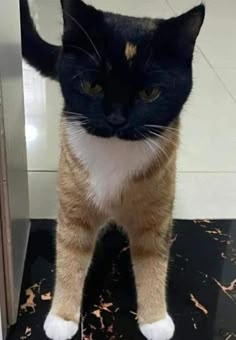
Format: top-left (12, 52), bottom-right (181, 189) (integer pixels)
top-left (44, 314), bottom-right (78, 340)
top-left (140, 314), bottom-right (175, 340)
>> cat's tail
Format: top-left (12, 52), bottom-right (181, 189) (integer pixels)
top-left (20, 0), bottom-right (61, 80)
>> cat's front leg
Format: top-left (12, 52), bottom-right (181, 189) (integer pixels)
top-left (44, 217), bottom-right (96, 340)
top-left (128, 225), bottom-right (175, 340)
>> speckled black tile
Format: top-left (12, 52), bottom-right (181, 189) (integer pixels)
top-left (7, 220), bottom-right (236, 340)
top-left (170, 220), bottom-right (236, 340)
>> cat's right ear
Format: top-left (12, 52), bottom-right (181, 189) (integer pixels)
top-left (61, 0), bottom-right (104, 55)
top-left (61, 0), bottom-right (102, 30)
top-left (20, 0), bottom-right (61, 80)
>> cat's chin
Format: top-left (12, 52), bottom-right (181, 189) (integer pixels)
top-left (116, 128), bottom-right (144, 141)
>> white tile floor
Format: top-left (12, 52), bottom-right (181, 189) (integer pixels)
top-left (24, 0), bottom-right (236, 219)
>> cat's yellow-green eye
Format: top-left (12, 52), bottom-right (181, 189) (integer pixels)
top-left (82, 81), bottom-right (103, 95)
top-left (139, 87), bottom-right (161, 103)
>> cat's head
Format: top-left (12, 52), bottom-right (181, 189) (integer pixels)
top-left (58, 1), bottom-right (205, 140)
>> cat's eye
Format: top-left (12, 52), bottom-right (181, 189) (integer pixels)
top-left (139, 87), bottom-right (161, 103)
top-left (82, 81), bottom-right (103, 95)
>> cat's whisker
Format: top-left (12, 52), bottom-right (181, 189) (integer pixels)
top-left (145, 126), bottom-right (179, 139)
top-left (64, 110), bottom-right (88, 118)
top-left (67, 121), bottom-right (86, 133)
top-left (66, 118), bottom-right (88, 124)
top-left (66, 115), bottom-right (87, 119)
top-left (138, 131), bottom-right (163, 168)
top-left (66, 117), bottom-right (88, 121)
top-left (89, 128), bottom-right (96, 135)
top-left (65, 45), bottom-right (100, 66)
top-left (135, 128), bottom-right (155, 154)
top-left (158, 134), bottom-right (178, 148)
top-left (63, 10), bottom-right (102, 62)
top-left (73, 126), bottom-right (87, 135)
top-left (64, 110), bottom-right (89, 128)
top-left (77, 131), bottom-right (87, 138)
top-left (147, 130), bottom-right (178, 147)
top-left (144, 48), bottom-right (153, 69)
top-left (65, 115), bottom-right (88, 120)
top-left (145, 140), bottom-right (163, 168)
top-left (64, 112), bottom-right (85, 116)
top-left (144, 139), bottom-right (156, 154)
top-left (144, 124), bottom-right (179, 132)
top-left (64, 110), bottom-right (82, 114)
top-left (71, 68), bottom-right (99, 80)
top-left (136, 129), bottom-right (153, 151)
top-left (147, 137), bottom-right (169, 162)
top-left (67, 120), bottom-right (87, 127)
top-left (65, 113), bottom-right (87, 119)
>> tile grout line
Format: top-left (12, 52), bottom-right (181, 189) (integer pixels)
top-left (212, 66), bottom-right (236, 70)
top-left (166, 0), bottom-right (236, 104)
top-left (213, 68), bottom-right (236, 104)
top-left (27, 170), bottom-right (236, 174)
top-left (177, 171), bottom-right (236, 174)
top-left (165, 0), bottom-right (176, 14)
top-left (198, 47), bottom-right (236, 105)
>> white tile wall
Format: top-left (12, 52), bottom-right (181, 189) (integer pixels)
top-left (28, 172), bottom-right (58, 218)
top-left (86, 0), bottom-right (173, 18)
top-left (177, 52), bottom-right (236, 172)
top-left (174, 173), bottom-right (236, 219)
top-left (24, 0), bottom-right (236, 219)
top-left (23, 63), bottom-right (61, 171)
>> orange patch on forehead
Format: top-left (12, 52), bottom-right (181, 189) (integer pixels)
top-left (125, 42), bottom-right (137, 61)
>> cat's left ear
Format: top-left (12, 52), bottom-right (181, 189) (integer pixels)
top-left (157, 4), bottom-right (205, 61)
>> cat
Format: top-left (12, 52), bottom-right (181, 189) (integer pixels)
top-left (20, 1), bottom-right (205, 339)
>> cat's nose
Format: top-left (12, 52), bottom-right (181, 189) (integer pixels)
top-left (106, 108), bottom-right (127, 127)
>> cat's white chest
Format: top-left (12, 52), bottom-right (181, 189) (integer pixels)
top-left (66, 124), bottom-right (156, 209)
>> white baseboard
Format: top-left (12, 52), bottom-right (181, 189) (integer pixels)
top-left (28, 171), bottom-right (236, 220)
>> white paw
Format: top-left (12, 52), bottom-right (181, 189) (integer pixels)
top-left (140, 314), bottom-right (175, 340)
top-left (44, 314), bottom-right (78, 340)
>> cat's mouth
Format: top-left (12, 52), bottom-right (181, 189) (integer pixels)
top-left (83, 123), bottom-right (144, 141)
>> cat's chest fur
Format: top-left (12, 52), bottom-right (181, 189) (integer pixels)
top-left (66, 124), bottom-right (157, 209)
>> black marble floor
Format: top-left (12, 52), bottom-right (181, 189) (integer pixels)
top-left (7, 220), bottom-right (236, 340)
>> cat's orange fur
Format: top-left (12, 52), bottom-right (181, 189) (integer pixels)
top-left (50, 118), bottom-right (179, 325)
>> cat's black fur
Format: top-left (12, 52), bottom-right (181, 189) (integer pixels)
top-left (20, 0), bottom-right (205, 140)
top-left (20, 0), bottom-right (60, 79)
